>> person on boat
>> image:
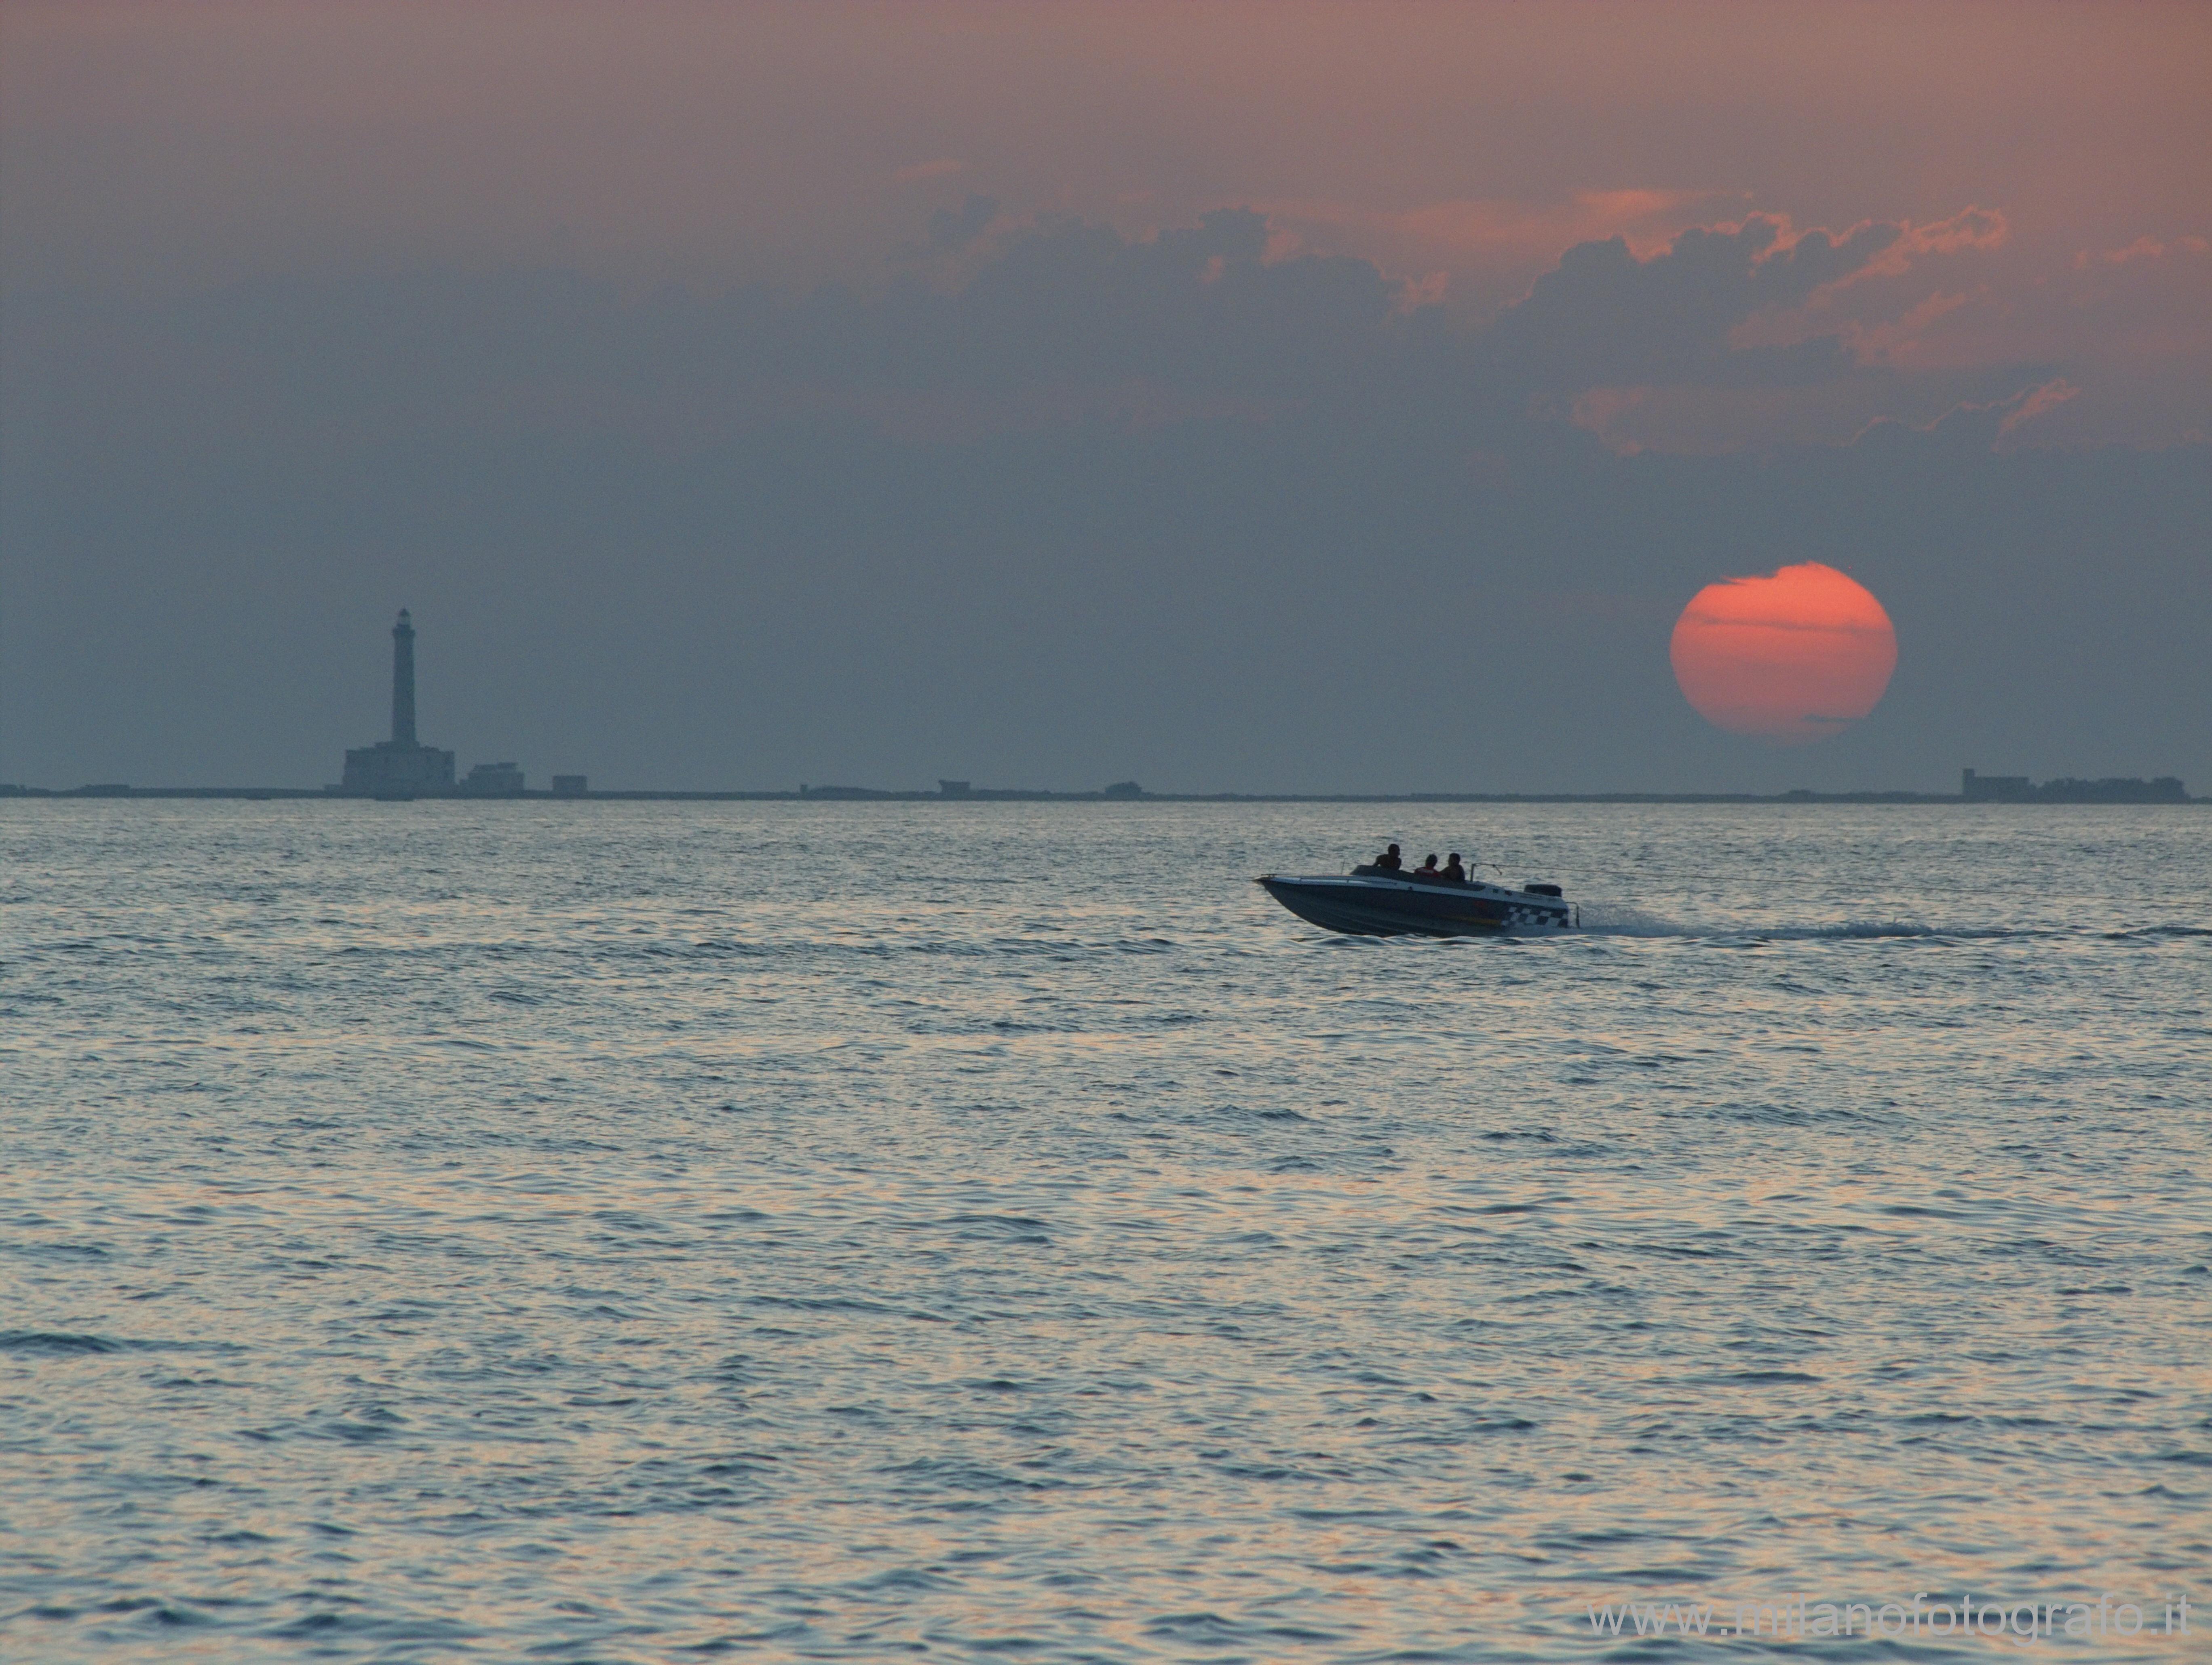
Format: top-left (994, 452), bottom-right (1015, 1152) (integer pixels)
top-left (1442, 853), bottom-right (1467, 883)
top-left (1374, 843), bottom-right (1403, 871)
top-left (1414, 853), bottom-right (1442, 878)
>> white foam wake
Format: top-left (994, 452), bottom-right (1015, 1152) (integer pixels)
top-left (1572, 903), bottom-right (1995, 940)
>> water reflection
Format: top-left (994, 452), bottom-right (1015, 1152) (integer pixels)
top-left (0, 801), bottom-right (2204, 1658)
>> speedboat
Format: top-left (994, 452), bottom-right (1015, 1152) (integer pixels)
top-left (1257, 865), bottom-right (1574, 937)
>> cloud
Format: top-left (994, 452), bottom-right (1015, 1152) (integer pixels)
top-left (1254, 189), bottom-right (1730, 315)
top-left (2082, 236), bottom-right (2156, 268)
top-left (1838, 206), bottom-right (2009, 284)
top-left (1716, 210), bottom-right (2011, 364)
top-left (6, 203), bottom-right (2206, 798)
top-left (1997, 377), bottom-right (2081, 436)
top-left (1475, 213), bottom-right (1896, 396)
top-left (927, 193), bottom-right (999, 253)
top-left (1263, 188), bottom-right (1720, 265)
top-left (19, 199), bottom-right (2109, 465)
top-left (1568, 386), bottom-right (1653, 454)
top-left (850, 207), bottom-right (1401, 407)
top-left (38, 200), bottom-right (2093, 462)
top-left (1851, 376), bottom-right (2082, 453)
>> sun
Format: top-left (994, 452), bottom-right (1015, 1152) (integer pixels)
top-left (1670, 562), bottom-right (1898, 743)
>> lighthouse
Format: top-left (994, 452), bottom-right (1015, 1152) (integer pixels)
top-left (390, 608), bottom-right (418, 746)
top-left (340, 609), bottom-right (457, 797)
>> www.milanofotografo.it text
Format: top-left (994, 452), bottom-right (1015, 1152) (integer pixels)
top-left (1583, 1591), bottom-right (2189, 1646)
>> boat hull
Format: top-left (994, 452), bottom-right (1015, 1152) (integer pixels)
top-left (1257, 874), bottom-right (1572, 938)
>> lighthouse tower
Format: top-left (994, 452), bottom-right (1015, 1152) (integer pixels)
top-left (339, 609), bottom-right (457, 797)
top-left (390, 608), bottom-right (418, 745)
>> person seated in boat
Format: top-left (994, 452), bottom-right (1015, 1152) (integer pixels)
top-left (1373, 843), bottom-right (1403, 871)
top-left (1442, 853), bottom-right (1467, 883)
top-left (1413, 853), bottom-right (1442, 879)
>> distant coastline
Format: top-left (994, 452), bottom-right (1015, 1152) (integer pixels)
top-left (3, 781), bottom-right (2200, 805)
top-left (27, 615), bottom-right (2177, 806)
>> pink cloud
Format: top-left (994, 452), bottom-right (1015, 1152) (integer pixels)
top-left (1843, 378), bottom-right (2085, 452)
top-left (1395, 270), bottom-right (1448, 314)
top-left (1998, 377), bottom-right (2082, 436)
top-left (1568, 385), bottom-right (1652, 454)
top-left (2076, 234), bottom-right (2210, 267)
top-left (1268, 189), bottom-right (1716, 260)
top-left (1838, 288), bottom-right (1979, 368)
top-left (1719, 207), bottom-right (2023, 375)
top-left (1824, 206), bottom-right (2009, 287)
top-left (1250, 188), bottom-right (1731, 313)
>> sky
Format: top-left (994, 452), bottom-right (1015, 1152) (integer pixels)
top-left (4, 0), bottom-right (2208, 793)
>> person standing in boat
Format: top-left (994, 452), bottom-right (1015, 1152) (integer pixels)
top-left (1373, 843), bottom-right (1403, 871)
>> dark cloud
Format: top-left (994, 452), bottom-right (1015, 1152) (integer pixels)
top-left (927, 193), bottom-right (999, 253)
top-left (2, 209), bottom-right (2204, 795)
top-left (1480, 216), bottom-right (1900, 393)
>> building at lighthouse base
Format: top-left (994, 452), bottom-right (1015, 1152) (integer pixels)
top-left (341, 740), bottom-right (457, 797)
top-left (336, 607), bottom-right (460, 796)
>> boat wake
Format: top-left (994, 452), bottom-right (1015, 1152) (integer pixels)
top-left (1572, 903), bottom-right (2016, 941)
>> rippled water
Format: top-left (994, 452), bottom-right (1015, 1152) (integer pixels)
top-left (4, 801), bottom-right (2208, 1661)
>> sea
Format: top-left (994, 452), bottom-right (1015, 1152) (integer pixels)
top-left (3, 800), bottom-right (2206, 1662)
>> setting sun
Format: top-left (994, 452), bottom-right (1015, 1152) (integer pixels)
top-left (1670, 562), bottom-right (1898, 743)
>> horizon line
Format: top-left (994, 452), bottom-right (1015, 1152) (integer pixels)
top-left (2, 784), bottom-right (2199, 806)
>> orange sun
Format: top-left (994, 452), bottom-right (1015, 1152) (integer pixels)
top-left (1670, 562), bottom-right (1898, 743)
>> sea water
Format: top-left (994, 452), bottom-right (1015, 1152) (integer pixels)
top-left (2, 801), bottom-right (2206, 1661)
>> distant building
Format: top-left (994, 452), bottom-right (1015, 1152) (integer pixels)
top-left (461, 761), bottom-right (526, 796)
top-left (2034, 776), bottom-right (2187, 803)
top-left (1102, 780), bottom-right (1145, 799)
top-left (341, 610), bottom-right (456, 797)
top-left (551, 775), bottom-right (588, 797)
top-left (1962, 768), bottom-right (2031, 801)
top-left (1965, 767), bottom-right (2186, 803)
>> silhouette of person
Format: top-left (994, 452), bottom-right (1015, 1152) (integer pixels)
top-left (1414, 853), bottom-right (1442, 878)
top-left (1374, 843), bottom-right (1403, 871)
top-left (1442, 853), bottom-right (1467, 883)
